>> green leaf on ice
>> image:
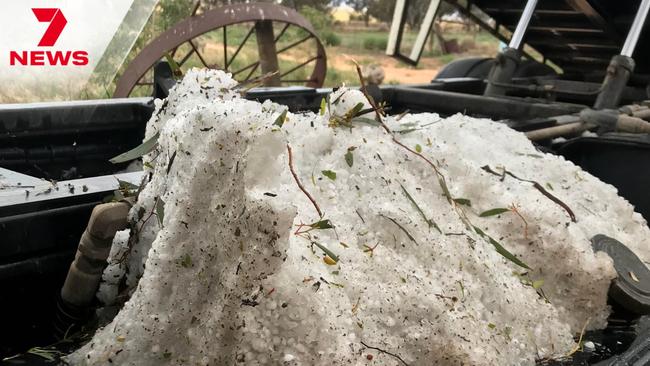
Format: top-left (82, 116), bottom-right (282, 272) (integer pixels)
top-left (109, 132), bottom-right (160, 164)
top-left (321, 170), bottom-right (337, 180)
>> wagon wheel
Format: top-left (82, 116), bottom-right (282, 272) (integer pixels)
top-left (113, 3), bottom-right (327, 98)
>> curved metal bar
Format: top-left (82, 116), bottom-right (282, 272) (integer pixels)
top-left (274, 23), bottom-right (290, 43)
top-left (114, 3), bottom-right (327, 97)
top-left (280, 56), bottom-right (320, 78)
top-left (243, 63), bottom-right (260, 82)
top-left (189, 40), bottom-right (209, 68)
top-left (231, 34), bottom-right (314, 78)
top-left (226, 25), bottom-right (255, 69)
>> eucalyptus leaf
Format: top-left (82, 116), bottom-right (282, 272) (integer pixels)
top-left (116, 178), bottom-right (139, 192)
top-left (273, 109), bottom-right (288, 127)
top-left (453, 198), bottom-right (472, 207)
top-left (321, 170), bottom-right (337, 180)
top-left (348, 102), bottom-right (365, 118)
top-left (319, 97), bottom-right (327, 115)
top-left (381, 214), bottom-right (418, 245)
top-left (479, 208), bottom-right (510, 217)
top-left (109, 132), bottom-right (160, 164)
top-left (473, 226), bottom-right (530, 269)
top-left (26, 347), bottom-right (61, 362)
top-left (400, 184), bottom-right (441, 233)
top-left (156, 198), bottom-right (165, 226)
top-left (164, 53), bottom-right (182, 77)
top-left (345, 149), bottom-right (354, 167)
top-left (310, 219), bottom-right (334, 230)
top-left (351, 117), bottom-right (381, 126)
top-left (180, 253), bottom-right (192, 268)
top-left (437, 176), bottom-right (453, 203)
top-left (312, 241), bottom-right (339, 262)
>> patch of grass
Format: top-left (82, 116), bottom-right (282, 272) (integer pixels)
top-left (435, 54), bottom-right (457, 65)
top-left (322, 31), bottom-right (341, 46)
top-left (323, 68), bottom-right (359, 87)
top-left (362, 35), bottom-right (388, 51)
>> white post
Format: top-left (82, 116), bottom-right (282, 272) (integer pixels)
top-left (408, 0), bottom-right (441, 61)
top-left (508, 0), bottom-right (538, 50)
top-left (621, 0), bottom-right (650, 57)
top-left (386, 0), bottom-right (407, 56)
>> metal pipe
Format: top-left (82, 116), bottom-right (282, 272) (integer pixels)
top-left (391, 86), bottom-right (582, 120)
top-left (621, 0), bottom-right (650, 57)
top-left (509, 0), bottom-right (538, 49)
top-left (60, 201), bottom-right (131, 307)
top-left (53, 200), bottom-right (131, 338)
top-left (525, 106), bottom-right (650, 141)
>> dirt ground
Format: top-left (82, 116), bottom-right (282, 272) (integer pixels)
top-left (202, 42), bottom-right (444, 85)
top-left (326, 48), bottom-right (444, 84)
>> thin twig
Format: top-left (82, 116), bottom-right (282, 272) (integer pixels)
top-left (355, 209), bottom-right (366, 224)
top-left (509, 203), bottom-right (529, 239)
top-left (360, 341), bottom-right (410, 366)
top-left (349, 58), bottom-right (471, 230)
top-left (379, 214), bottom-right (418, 245)
top-left (482, 165), bottom-right (576, 222)
top-left (234, 71), bottom-right (280, 94)
top-left (348, 56), bottom-right (384, 123)
top-left (287, 144), bottom-right (322, 217)
top-left (566, 317), bottom-right (590, 357)
top-left (115, 196), bottom-right (159, 264)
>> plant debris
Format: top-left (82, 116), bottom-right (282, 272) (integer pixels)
top-left (481, 165), bottom-right (576, 223)
top-left (73, 69), bottom-right (650, 366)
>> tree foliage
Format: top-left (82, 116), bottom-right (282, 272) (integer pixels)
top-left (342, 0), bottom-right (456, 28)
top-left (200, 0), bottom-right (330, 11)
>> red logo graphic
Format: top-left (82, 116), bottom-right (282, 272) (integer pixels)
top-left (32, 8), bottom-right (68, 47)
top-left (9, 7), bottom-right (88, 66)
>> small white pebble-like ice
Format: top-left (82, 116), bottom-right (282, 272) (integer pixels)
top-left (67, 69), bottom-right (650, 365)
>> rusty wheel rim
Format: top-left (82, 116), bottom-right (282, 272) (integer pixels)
top-left (113, 3), bottom-right (327, 98)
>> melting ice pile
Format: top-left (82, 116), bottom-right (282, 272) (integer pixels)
top-left (68, 69), bottom-right (650, 365)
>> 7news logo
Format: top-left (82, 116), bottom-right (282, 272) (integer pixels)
top-left (9, 8), bottom-right (88, 66)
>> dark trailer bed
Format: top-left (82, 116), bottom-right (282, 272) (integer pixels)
top-left (3, 0), bottom-right (650, 364)
top-left (451, 0), bottom-right (650, 80)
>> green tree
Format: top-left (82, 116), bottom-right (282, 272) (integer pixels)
top-left (279, 0), bottom-right (331, 11)
top-left (342, 0), bottom-right (456, 28)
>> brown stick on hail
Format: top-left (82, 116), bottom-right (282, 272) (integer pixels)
top-left (286, 144), bottom-right (323, 218)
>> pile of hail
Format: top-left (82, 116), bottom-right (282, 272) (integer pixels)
top-left (66, 69), bottom-right (650, 365)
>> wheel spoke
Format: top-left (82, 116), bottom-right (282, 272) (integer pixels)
top-left (191, 1), bottom-right (200, 16)
top-left (223, 26), bottom-right (228, 71)
top-left (178, 46), bottom-right (196, 67)
top-left (276, 35), bottom-right (313, 54)
top-left (243, 63), bottom-right (260, 82)
top-left (280, 56), bottom-right (320, 78)
top-left (274, 23), bottom-right (290, 43)
top-left (189, 40), bottom-right (210, 68)
top-left (281, 79), bottom-right (315, 83)
top-left (232, 61), bottom-right (259, 77)
top-left (227, 26), bottom-right (255, 70)
top-left (114, 3), bottom-right (328, 98)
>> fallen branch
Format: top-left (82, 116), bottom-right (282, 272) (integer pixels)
top-left (566, 317), bottom-right (590, 357)
top-left (115, 196), bottom-right (159, 264)
top-left (349, 57), bottom-right (384, 122)
top-left (360, 341), bottom-right (410, 366)
top-left (379, 214), bottom-right (418, 245)
top-left (287, 144), bottom-right (322, 218)
top-left (482, 165), bottom-right (576, 223)
top-left (509, 203), bottom-right (529, 239)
